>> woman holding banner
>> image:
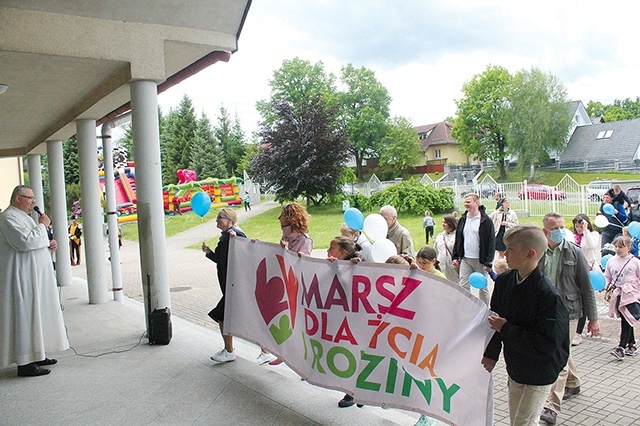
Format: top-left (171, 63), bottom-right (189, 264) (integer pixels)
top-left (256, 203), bottom-right (314, 366)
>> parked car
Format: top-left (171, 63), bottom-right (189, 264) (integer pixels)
top-left (518, 184), bottom-right (566, 200)
top-left (461, 183), bottom-right (500, 199)
top-left (586, 180), bottom-right (613, 202)
top-left (627, 186), bottom-right (640, 205)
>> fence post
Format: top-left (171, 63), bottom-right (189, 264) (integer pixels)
top-left (523, 179), bottom-right (529, 214)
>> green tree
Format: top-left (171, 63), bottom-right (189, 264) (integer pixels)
top-left (452, 65), bottom-right (511, 180)
top-left (339, 64), bottom-right (392, 181)
top-left (586, 100), bottom-right (605, 119)
top-left (237, 138), bottom-right (259, 176)
top-left (161, 95), bottom-right (198, 184)
top-left (118, 123), bottom-right (134, 161)
top-left (251, 97), bottom-right (350, 207)
top-left (377, 116), bottom-right (422, 179)
top-left (213, 107), bottom-right (246, 177)
top-left (190, 113), bottom-right (226, 180)
top-left (506, 67), bottom-right (572, 177)
top-left (63, 136), bottom-right (80, 185)
top-left (587, 98), bottom-right (640, 122)
top-left (256, 57), bottom-right (337, 124)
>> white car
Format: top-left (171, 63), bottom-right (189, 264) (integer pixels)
top-left (586, 180), bottom-right (613, 202)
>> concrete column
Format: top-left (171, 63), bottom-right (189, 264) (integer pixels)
top-left (46, 140), bottom-right (73, 287)
top-left (101, 124), bottom-right (124, 302)
top-left (26, 154), bottom-right (44, 222)
top-left (77, 119), bottom-right (107, 304)
top-left (130, 80), bottom-right (171, 323)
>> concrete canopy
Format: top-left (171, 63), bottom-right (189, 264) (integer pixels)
top-left (0, 0), bottom-right (252, 156)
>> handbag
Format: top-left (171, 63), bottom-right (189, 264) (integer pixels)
top-left (604, 257), bottom-right (634, 302)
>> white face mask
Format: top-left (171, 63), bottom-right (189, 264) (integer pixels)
top-left (549, 229), bottom-right (565, 244)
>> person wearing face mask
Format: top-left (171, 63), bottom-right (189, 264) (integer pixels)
top-left (538, 212), bottom-right (600, 425)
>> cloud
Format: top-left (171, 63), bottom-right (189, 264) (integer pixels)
top-left (157, 0), bottom-right (640, 137)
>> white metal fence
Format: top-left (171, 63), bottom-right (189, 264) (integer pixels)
top-left (351, 173), bottom-right (605, 218)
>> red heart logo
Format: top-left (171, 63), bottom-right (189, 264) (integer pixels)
top-left (276, 255), bottom-right (299, 330)
top-left (255, 258), bottom-right (289, 325)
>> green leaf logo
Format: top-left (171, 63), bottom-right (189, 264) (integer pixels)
top-left (269, 314), bottom-right (293, 344)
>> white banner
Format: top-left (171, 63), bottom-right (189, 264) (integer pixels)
top-left (226, 238), bottom-right (495, 426)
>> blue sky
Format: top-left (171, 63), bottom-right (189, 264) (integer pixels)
top-left (157, 0), bottom-right (639, 138)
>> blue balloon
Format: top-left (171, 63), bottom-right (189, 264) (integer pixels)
top-left (628, 221), bottom-right (640, 240)
top-left (469, 272), bottom-right (488, 289)
top-left (191, 192), bottom-right (212, 217)
top-left (589, 270), bottom-right (606, 291)
top-left (601, 254), bottom-right (613, 269)
top-left (602, 203), bottom-right (615, 216)
top-left (344, 208), bottom-right (365, 231)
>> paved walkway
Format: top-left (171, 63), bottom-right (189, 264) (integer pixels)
top-left (4, 201), bottom-right (640, 425)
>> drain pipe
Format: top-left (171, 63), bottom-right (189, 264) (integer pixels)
top-left (101, 115), bottom-right (129, 302)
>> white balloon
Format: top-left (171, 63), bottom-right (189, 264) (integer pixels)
top-left (594, 215), bottom-right (609, 228)
top-left (371, 239), bottom-right (398, 263)
top-left (363, 214), bottom-right (388, 242)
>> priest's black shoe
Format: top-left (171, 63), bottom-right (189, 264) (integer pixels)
top-left (18, 363), bottom-right (51, 377)
top-left (36, 358), bottom-right (57, 366)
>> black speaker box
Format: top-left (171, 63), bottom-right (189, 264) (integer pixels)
top-left (149, 307), bottom-right (172, 345)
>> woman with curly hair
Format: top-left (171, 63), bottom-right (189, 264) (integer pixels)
top-left (278, 203), bottom-right (313, 255)
top-left (257, 203), bottom-right (314, 365)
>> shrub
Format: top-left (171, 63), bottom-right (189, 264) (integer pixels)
top-left (368, 179), bottom-right (453, 215)
top-left (347, 193), bottom-right (370, 211)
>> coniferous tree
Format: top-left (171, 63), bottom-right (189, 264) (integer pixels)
top-left (161, 95), bottom-right (198, 184)
top-left (214, 106), bottom-right (246, 177)
top-left (63, 136), bottom-right (80, 185)
top-left (190, 113), bottom-right (227, 179)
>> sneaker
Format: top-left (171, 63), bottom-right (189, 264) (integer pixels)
top-left (414, 414), bottom-right (436, 426)
top-left (256, 352), bottom-right (277, 365)
top-left (571, 333), bottom-right (583, 346)
top-left (562, 386), bottom-right (580, 400)
top-left (610, 346), bottom-right (625, 360)
top-left (626, 344), bottom-right (638, 356)
top-left (268, 357), bottom-right (284, 366)
top-left (540, 408), bottom-right (557, 425)
top-left (210, 348), bottom-right (236, 363)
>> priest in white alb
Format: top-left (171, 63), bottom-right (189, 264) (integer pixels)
top-left (0, 185), bottom-right (69, 376)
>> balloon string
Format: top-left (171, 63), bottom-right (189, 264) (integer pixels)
top-left (202, 216), bottom-right (205, 243)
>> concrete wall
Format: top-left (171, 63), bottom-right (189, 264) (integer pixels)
top-left (0, 157), bottom-right (23, 209)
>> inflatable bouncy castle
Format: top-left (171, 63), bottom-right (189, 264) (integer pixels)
top-left (163, 169), bottom-right (243, 215)
top-left (98, 163), bottom-right (138, 223)
top-left (98, 161), bottom-right (242, 220)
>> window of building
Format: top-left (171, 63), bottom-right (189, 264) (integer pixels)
top-left (419, 129), bottom-right (433, 140)
top-left (596, 130), bottom-right (613, 140)
top-left (434, 149), bottom-right (441, 159)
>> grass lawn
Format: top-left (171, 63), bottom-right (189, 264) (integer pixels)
top-left (483, 168), bottom-right (640, 185)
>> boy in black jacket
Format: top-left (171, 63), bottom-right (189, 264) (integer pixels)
top-left (482, 224), bottom-right (569, 426)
